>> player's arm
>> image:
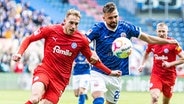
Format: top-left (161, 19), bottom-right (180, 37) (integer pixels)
top-left (138, 51), bottom-right (150, 72)
top-left (81, 40), bottom-right (121, 76)
top-left (139, 32), bottom-right (178, 44)
top-left (12, 28), bottom-right (45, 62)
top-left (162, 59), bottom-right (184, 68)
top-left (163, 51), bottom-right (184, 68)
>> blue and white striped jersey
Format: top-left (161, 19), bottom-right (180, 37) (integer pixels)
top-left (72, 53), bottom-right (90, 75)
top-left (86, 20), bottom-right (141, 75)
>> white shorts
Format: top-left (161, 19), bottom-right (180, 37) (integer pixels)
top-left (90, 70), bottom-right (122, 104)
top-left (72, 74), bottom-right (90, 93)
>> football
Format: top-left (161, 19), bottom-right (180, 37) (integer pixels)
top-left (112, 37), bottom-right (132, 58)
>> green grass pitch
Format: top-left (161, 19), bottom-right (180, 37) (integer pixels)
top-left (0, 90), bottom-right (183, 104)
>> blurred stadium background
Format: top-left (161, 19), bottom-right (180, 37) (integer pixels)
top-left (0, 0), bottom-right (184, 103)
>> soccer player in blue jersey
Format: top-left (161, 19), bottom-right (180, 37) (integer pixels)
top-left (72, 52), bottom-right (91, 104)
top-left (86, 2), bottom-right (178, 104)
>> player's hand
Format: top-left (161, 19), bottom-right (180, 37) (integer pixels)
top-left (12, 54), bottom-right (21, 62)
top-left (90, 51), bottom-right (99, 64)
top-left (138, 65), bottom-right (144, 72)
top-left (162, 61), bottom-right (171, 68)
top-left (109, 70), bottom-right (122, 77)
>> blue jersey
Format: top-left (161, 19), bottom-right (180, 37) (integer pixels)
top-left (86, 21), bottom-right (141, 75)
top-left (72, 53), bottom-right (90, 75)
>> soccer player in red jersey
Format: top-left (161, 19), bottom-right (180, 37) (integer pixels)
top-left (138, 22), bottom-right (184, 104)
top-left (12, 9), bottom-right (121, 104)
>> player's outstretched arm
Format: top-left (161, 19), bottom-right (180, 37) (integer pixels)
top-left (109, 70), bottom-right (122, 77)
top-left (162, 60), bottom-right (184, 68)
top-left (139, 32), bottom-right (178, 44)
top-left (138, 51), bottom-right (149, 72)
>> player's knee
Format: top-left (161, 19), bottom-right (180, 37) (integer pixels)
top-left (151, 92), bottom-right (159, 103)
top-left (40, 99), bottom-right (53, 104)
top-left (30, 97), bottom-right (39, 104)
top-left (30, 94), bottom-right (42, 103)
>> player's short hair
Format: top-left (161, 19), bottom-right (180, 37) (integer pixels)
top-left (103, 2), bottom-right (117, 13)
top-left (157, 22), bottom-right (168, 30)
top-left (66, 9), bottom-right (81, 19)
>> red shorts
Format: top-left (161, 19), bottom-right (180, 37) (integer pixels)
top-left (32, 66), bottom-right (69, 104)
top-left (150, 73), bottom-right (176, 98)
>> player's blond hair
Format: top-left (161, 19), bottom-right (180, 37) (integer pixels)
top-left (66, 9), bottom-right (81, 19)
top-left (156, 22), bottom-right (168, 30)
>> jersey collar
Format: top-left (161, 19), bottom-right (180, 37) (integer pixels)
top-left (104, 21), bottom-right (118, 32)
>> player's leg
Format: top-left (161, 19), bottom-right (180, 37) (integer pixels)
top-left (90, 71), bottom-right (107, 104)
top-left (162, 96), bottom-right (170, 104)
top-left (105, 77), bottom-right (122, 104)
top-left (39, 99), bottom-right (53, 104)
top-left (150, 88), bottom-right (161, 104)
top-left (162, 81), bottom-right (175, 104)
top-left (25, 70), bottom-right (49, 104)
top-left (73, 75), bottom-right (80, 97)
top-left (78, 74), bottom-right (90, 104)
top-left (149, 74), bottom-right (162, 104)
top-left (78, 87), bottom-right (87, 104)
top-left (25, 82), bottom-right (45, 104)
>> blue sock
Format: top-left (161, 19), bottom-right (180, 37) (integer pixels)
top-left (78, 94), bottom-right (86, 104)
top-left (93, 97), bottom-right (104, 104)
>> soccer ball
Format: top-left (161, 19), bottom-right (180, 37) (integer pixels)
top-left (112, 37), bottom-right (132, 58)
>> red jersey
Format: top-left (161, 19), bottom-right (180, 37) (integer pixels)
top-left (17, 24), bottom-right (111, 85)
top-left (146, 38), bottom-right (182, 79)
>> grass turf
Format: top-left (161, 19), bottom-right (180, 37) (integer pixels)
top-left (0, 90), bottom-right (183, 104)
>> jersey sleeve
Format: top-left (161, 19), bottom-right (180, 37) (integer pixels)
top-left (120, 21), bottom-right (141, 38)
top-left (17, 26), bottom-right (50, 55)
top-left (175, 45), bottom-right (182, 54)
top-left (80, 37), bottom-right (111, 75)
top-left (86, 23), bottom-right (101, 42)
top-left (145, 44), bottom-right (152, 53)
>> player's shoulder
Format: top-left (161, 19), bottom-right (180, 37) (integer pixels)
top-left (75, 30), bottom-right (89, 41)
top-left (118, 20), bottom-right (133, 26)
top-left (93, 22), bottom-right (105, 30)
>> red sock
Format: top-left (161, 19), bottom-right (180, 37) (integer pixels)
top-left (25, 100), bottom-right (33, 104)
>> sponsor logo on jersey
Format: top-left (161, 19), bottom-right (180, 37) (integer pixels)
top-left (104, 35), bottom-right (110, 38)
top-left (154, 54), bottom-right (168, 60)
top-left (52, 37), bottom-right (57, 42)
top-left (53, 45), bottom-right (72, 56)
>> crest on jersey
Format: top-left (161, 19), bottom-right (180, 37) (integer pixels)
top-left (71, 42), bottom-right (77, 49)
top-left (120, 32), bottom-right (127, 37)
top-left (33, 28), bottom-right (41, 35)
top-left (164, 48), bottom-right (169, 53)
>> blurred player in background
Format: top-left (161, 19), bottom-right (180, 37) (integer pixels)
top-left (138, 22), bottom-right (184, 104)
top-left (86, 2), bottom-right (179, 104)
top-left (12, 9), bottom-right (121, 104)
top-left (72, 52), bottom-right (91, 104)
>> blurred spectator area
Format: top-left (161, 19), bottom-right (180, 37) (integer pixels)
top-left (1, 0), bottom-right (184, 76)
top-left (145, 18), bottom-right (184, 48)
top-left (136, 0), bottom-right (182, 11)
